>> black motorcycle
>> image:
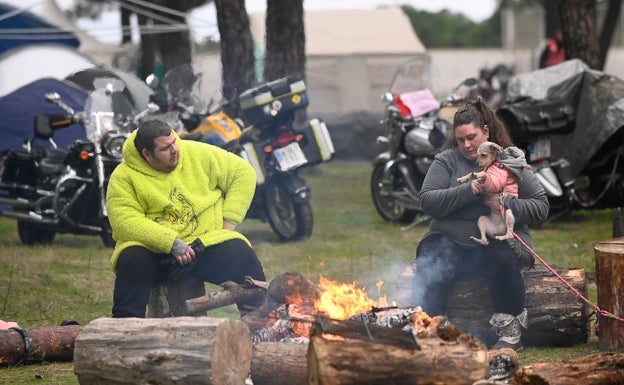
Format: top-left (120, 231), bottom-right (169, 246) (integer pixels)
top-left (0, 78), bottom-right (156, 246)
top-left (370, 59), bottom-right (477, 226)
top-left (151, 65), bottom-right (335, 242)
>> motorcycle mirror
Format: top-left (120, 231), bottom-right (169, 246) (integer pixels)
top-left (463, 77), bottom-right (478, 87)
top-left (146, 74), bottom-right (159, 89)
top-left (45, 92), bottom-right (61, 104)
top-left (381, 92), bottom-right (394, 103)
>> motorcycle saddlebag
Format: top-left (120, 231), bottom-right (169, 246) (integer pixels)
top-left (496, 96), bottom-right (575, 142)
top-left (239, 76), bottom-right (309, 127)
top-left (293, 118), bottom-right (335, 167)
top-left (0, 149), bottom-right (37, 188)
top-left (239, 142), bottom-right (266, 186)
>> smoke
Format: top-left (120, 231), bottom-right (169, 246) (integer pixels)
top-left (410, 236), bottom-right (458, 314)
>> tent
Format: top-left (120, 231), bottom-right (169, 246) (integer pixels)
top-left (0, 2), bottom-right (79, 54)
top-left (0, 77), bottom-right (87, 152)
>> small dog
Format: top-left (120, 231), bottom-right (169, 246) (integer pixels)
top-left (457, 141), bottom-right (525, 245)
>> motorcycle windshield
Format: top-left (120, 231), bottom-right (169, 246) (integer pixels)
top-left (388, 59), bottom-right (431, 95)
top-left (83, 77), bottom-right (135, 144)
top-left (163, 63), bottom-right (207, 113)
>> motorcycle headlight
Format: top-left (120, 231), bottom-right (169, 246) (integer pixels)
top-left (103, 133), bottom-right (127, 159)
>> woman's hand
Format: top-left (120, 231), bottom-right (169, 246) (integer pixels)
top-left (223, 220), bottom-right (236, 231)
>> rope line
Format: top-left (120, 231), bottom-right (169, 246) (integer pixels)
top-left (512, 231), bottom-right (624, 324)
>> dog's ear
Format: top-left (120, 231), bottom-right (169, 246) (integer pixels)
top-left (490, 142), bottom-right (504, 158)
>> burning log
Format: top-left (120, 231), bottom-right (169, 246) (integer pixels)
top-left (185, 278), bottom-right (268, 315)
top-left (73, 317), bottom-right (251, 385)
top-left (307, 315), bottom-right (489, 385)
top-left (396, 263), bottom-right (589, 347)
top-left (0, 325), bottom-right (82, 367)
top-left (511, 352), bottom-right (624, 385)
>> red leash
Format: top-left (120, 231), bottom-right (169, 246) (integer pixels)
top-left (512, 231), bottom-right (624, 325)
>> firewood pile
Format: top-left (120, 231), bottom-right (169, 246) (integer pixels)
top-left (3, 271), bottom-right (623, 385)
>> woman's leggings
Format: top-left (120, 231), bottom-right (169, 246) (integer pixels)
top-left (410, 234), bottom-right (525, 317)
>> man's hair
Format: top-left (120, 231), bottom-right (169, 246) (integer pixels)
top-left (134, 119), bottom-right (172, 158)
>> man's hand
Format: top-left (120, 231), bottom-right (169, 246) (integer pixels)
top-left (174, 246), bottom-right (195, 266)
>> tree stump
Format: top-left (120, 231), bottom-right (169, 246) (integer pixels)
top-left (147, 278), bottom-right (206, 317)
top-left (395, 263), bottom-right (589, 347)
top-left (73, 317), bottom-right (251, 385)
top-left (593, 238), bottom-right (624, 350)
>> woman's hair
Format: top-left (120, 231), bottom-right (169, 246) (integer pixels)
top-left (444, 97), bottom-right (514, 149)
top-left (135, 119), bottom-right (173, 157)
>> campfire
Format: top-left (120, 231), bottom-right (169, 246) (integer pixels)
top-left (240, 272), bottom-right (433, 344)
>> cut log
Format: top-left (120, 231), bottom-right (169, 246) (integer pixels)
top-left (511, 352), bottom-right (624, 385)
top-left (147, 277), bottom-right (206, 317)
top-left (73, 317), bottom-right (251, 385)
top-left (251, 342), bottom-right (309, 385)
top-left (593, 238), bottom-right (624, 350)
top-left (396, 263), bottom-right (589, 347)
top-left (0, 325), bottom-right (82, 367)
top-left (308, 315), bottom-right (488, 385)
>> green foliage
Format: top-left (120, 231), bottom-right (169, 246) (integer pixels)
top-left (0, 161), bottom-right (613, 383)
top-left (401, 5), bottom-right (502, 48)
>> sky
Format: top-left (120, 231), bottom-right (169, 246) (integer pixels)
top-left (4, 0), bottom-right (498, 45)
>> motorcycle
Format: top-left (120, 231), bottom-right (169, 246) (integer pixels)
top-left (370, 59), bottom-right (477, 226)
top-left (498, 60), bottom-right (624, 230)
top-left (0, 77), bottom-right (157, 246)
top-left (151, 64), bottom-right (335, 242)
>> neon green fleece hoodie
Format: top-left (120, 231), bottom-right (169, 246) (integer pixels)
top-left (106, 130), bottom-right (256, 271)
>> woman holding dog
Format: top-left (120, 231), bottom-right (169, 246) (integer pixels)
top-left (410, 98), bottom-right (549, 351)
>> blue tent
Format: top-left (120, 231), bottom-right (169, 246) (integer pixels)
top-left (0, 77), bottom-right (87, 152)
top-left (0, 3), bottom-right (80, 55)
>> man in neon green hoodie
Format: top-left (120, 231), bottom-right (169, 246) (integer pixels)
top-left (106, 119), bottom-right (266, 318)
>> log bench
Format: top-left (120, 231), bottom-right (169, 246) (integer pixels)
top-left (147, 278), bottom-right (206, 317)
top-left (394, 262), bottom-right (590, 347)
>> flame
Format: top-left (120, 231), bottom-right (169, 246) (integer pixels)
top-left (411, 310), bottom-right (433, 333)
top-left (314, 276), bottom-right (378, 320)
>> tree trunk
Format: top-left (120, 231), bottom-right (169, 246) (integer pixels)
top-left (597, 0), bottom-right (622, 69)
top-left (251, 342), bottom-right (309, 385)
top-left (559, 0), bottom-right (601, 69)
top-left (214, 0), bottom-right (256, 105)
top-left (0, 325), bottom-right (82, 367)
top-left (593, 238), bottom-right (624, 350)
top-left (512, 353), bottom-right (624, 384)
top-left (263, 0), bottom-right (306, 82)
top-left (73, 317), bottom-right (251, 385)
top-left (307, 316), bottom-right (488, 385)
top-left (120, 8), bottom-right (132, 45)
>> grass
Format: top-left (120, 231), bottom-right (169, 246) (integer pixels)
top-left (0, 160), bottom-right (617, 383)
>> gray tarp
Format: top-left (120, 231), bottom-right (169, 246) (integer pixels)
top-left (507, 59), bottom-right (624, 177)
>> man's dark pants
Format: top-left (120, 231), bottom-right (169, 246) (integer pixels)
top-left (112, 239), bottom-right (266, 318)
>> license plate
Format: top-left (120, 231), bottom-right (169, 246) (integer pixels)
top-left (273, 142), bottom-right (308, 171)
top-left (528, 138), bottom-right (551, 161)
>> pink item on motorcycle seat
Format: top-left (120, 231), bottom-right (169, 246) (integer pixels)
top-left (398, 89), bottom-right (439, 118)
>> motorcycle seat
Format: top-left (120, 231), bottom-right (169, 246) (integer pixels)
top-left (37, 147), bottom-right (67, 175)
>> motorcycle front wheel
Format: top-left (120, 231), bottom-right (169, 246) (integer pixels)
top-left (17, 220), bottom-right (56, 245)
top-left (370, 163), bottom-right (419, 223)
top-left (265, 182), bottom-right (313, 242)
